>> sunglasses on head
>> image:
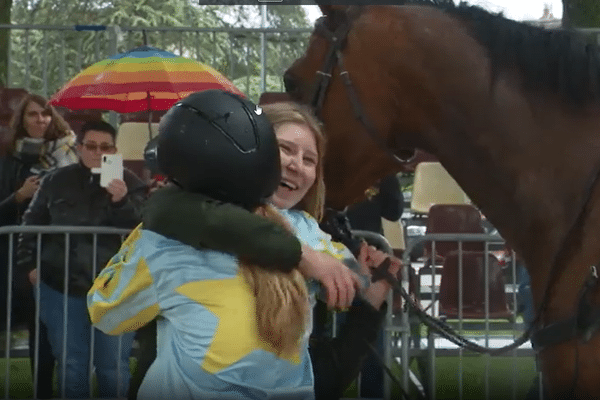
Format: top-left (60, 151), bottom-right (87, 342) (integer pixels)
top-left (82, 142), bottom-right (115, 152)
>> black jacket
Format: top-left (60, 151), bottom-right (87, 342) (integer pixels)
top-left (0, 154), bottom-right (37, 327)
top-left (18, 162), bottom-right (146, 296)
top-left (310, 299), bottom-right (387, 400)
top-left (0, 154), bottom-right (36, 226)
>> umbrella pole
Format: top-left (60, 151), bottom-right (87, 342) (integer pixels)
top-left (146, 90), bottom-right (153, 141)
top-left (148, 111), bottom-right (153, 140)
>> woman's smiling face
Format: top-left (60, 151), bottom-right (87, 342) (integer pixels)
top-left (270, 122), bottom-right (318, 210)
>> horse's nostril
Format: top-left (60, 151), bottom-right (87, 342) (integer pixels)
top-left (283, 72), bottom-right (297, 94)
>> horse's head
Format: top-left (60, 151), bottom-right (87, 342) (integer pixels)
top-left (285, 5), bottom-right (416, 210)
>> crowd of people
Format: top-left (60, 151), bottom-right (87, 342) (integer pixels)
top-left (1, 90), bottom-right (405, 399)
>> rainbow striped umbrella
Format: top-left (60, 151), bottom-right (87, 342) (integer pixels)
top-left (49, 45), bottom-right (244, 113)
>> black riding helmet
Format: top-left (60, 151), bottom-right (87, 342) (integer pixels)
top-left (157, 89), bottom-right (281, 209)
top-left (143, 136), bottom-right (160, 176)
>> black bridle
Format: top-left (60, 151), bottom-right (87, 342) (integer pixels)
top-left (308, 10), bottom-right (415, 164)
top-left (307, 6), bottom-right (600, 394)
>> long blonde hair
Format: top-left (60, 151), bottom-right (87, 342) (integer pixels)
top-left (262, 102), bottom-right (327, 222)
top-left (240, 204), bottom-right (309, 356)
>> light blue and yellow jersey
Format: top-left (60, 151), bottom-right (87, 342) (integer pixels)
top-left (88, 225), bottom-right (314, 400)
top-left (278, 209), bottom-right (350, 261)
top-left (87, 208), bottom-right (356, 400)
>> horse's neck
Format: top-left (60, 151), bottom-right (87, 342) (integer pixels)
top-left (420, 89), bottom-right (600, 304)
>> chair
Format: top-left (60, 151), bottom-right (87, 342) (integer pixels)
top-left (382, 218), bottom-right (405, 253)
top-left (424, 204), bottom-right (486, 262)
top-left (116, 122), bottom-right (159, 160)
top-left (116, 122), bottom-right (160, 182)
top-left (410, 162), bottom-right (470, 214)
top-left (439, 250), bottom-right (512, 320)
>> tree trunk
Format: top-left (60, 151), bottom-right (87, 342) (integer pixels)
top-left (0, 0), bottom-right (11, 87)
top-left (562, 0), bottom-right (571, 29)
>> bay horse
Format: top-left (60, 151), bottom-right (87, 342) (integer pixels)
top-left (284, 2), bottom-right (600, 399)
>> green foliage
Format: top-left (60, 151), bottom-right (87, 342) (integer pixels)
top-left (5, 2), bottom-right (312, 100)
top-left (566, 0), bottom-right (600, 27)
top-left (233, 74), bottom-right (285, 103)
top-left (0, 0), bottom-right (11, 86)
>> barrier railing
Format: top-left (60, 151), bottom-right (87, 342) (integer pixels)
top-left (1, 225), bottom-right (131, 399)
top-left (2, 226), bottom-right (539, 399)
top-left (388, 233), bottom-right (539, 400)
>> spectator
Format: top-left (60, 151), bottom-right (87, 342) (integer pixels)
top-left (18, 120), bottom-right (146, 398)
top-left (262, 100), bottom-right (401, 399)
top-left (1, 94), bottom-right (77, 398)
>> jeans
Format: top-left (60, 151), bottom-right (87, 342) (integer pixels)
top-left (516, 261), bottom-right (534, 328)
top-left (38, 281), bottom-right (134, 399)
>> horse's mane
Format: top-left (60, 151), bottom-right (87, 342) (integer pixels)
top-left (394, 0), bottom-right (600, 106)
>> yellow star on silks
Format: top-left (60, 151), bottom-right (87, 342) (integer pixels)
top-left (175, 272), bottom-right (300, 374)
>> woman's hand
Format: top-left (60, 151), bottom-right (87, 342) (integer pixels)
top-left (298, 244), bottom-right (363, 309)
top-left (358, 243), bottom-right (402, 309)
top-left (15, 175), bottom-right (40, 203)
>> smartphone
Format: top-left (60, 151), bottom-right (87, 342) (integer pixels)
top-left (100, 154), bottom-right (123, 188)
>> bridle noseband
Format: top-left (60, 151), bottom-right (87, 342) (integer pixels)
top-left (309, 10), bottom-right (415, 164)
top-left (309, 6), bottom-right (600, 393)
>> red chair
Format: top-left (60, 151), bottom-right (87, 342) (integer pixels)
top-left (439, 250), bottom-right (512, 320)
top-left (424, 204), bottom-right (486, 263)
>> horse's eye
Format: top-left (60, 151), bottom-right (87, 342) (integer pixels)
top-left (284, 72), bottom-right (298, 94)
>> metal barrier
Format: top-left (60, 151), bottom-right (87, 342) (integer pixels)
top-left (0, 24), bottom-right (313, 102)
top-left (2, 225), bottom-right (540, 399)
top-left (0, 225), bottom-right (131, 399)
top-left (385, 233), bottom-right (539, 400)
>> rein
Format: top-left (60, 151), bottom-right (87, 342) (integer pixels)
top-left (310, 6), bottom-right (600, 367)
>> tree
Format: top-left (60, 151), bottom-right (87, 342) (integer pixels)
top-left (5, 2), bottom-right (311, 102)
top-left (562, 0), bottom-right (600, 28)
top-left (0, 0), bottom-right (12, 86)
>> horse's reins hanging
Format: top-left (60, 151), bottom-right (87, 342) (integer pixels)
top-left (309, 6), bottom-right (600, 363)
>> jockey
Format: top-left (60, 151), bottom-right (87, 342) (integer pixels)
top-left (87, 90), bottom-right (314, 400)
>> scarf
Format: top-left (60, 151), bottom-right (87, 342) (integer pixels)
top-left (14, 132), bottom-right (78, 174)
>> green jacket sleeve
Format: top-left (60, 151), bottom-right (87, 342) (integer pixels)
top-left (142, 185), bottom-right (302, 272)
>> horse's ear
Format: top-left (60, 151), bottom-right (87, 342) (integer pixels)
top-left (317, 5), bottom-right (351, 30)
top-left (318, 5), bottom-right (350, 16)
